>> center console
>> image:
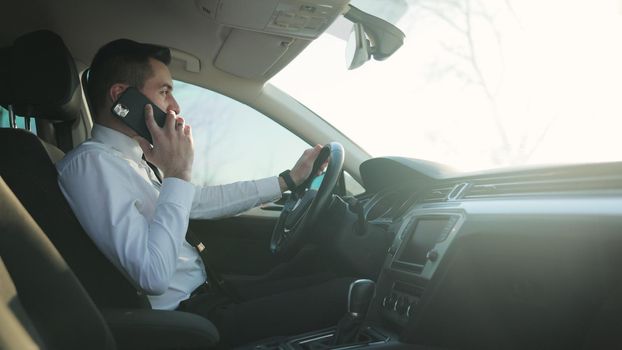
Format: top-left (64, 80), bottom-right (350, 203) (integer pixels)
top-left (244, 209), bottom-right (465, 350)
top-left (376, 212), bottom-right (463, 328)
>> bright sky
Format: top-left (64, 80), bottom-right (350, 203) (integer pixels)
top-left (271, 0), bottom-right (622, 172)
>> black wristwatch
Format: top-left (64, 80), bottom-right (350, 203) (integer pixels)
top-left (279, 170), bottom-right (298, 192)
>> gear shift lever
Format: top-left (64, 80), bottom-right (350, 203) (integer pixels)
top-left (348, 279), bottom-right (375, 316)
top-left (332, 279), bottom-right (375, 345)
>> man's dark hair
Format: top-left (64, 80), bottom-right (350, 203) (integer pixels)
top-left (87, 39), bottom-right (171, 114)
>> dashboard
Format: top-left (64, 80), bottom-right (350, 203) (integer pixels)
top-left (351, 157), bottom-right (622, 350)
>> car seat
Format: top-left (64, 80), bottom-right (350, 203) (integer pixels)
top-left (0, 29), bottom-right (148, 309)
top-left (0, 176), bottom-right (117, 349)
top-left (0, 30), bottom-right (219, 349)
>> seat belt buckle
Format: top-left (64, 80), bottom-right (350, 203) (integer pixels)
top-left (190, 280), bottom-right (210, 297)
top-left (197, 242), bottom-right (205, 252)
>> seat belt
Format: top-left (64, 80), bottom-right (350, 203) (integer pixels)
top-left (185, 229), bottom-right (240, 302)
top-left (144, 158), bottom-right (240, 302)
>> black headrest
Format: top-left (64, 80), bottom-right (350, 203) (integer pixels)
top-left (6, 30), bottom-right (81, 122)
top-left (0, 47), bottom-right (13, 106)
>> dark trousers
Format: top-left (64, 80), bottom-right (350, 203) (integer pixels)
top-left (177, 275), bottom-right (354, 347)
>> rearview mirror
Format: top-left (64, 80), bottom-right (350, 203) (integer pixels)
top-left (343, 5), bottom-right (405, 69)
top-left (346, 23), bottom-right (371, 70)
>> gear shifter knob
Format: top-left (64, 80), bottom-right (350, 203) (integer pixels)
top-left (332, 279), bottom-right (376, 345)
top-left (348, 279), bottom-right (375, 317)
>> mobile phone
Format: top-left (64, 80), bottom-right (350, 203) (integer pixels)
top-left (110, 87), bottom-right (167, 144)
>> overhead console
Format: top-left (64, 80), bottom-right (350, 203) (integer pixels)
top-left (201, 0), bottom-right (347, 39)
top-left (195, 0), bottom-right (349, 80)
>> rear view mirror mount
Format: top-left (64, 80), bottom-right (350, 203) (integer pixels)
top-left (346, 23), bottom-right (370, 70)
top-left (343, 5), bottom-right (405, 70)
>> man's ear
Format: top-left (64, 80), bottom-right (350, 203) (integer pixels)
top-left (108, 83), bottom-right (129, 104)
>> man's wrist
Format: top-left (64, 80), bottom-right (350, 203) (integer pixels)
top-left (278, 170), bottom-right (297, 192)
top-left (278, 176), bottom-right (288, 193)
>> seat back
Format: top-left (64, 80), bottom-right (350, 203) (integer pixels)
top-left (0, 176), bottom-right (116, 349)
top-left (0, 257), bottom-right (43, 349)
top-left (0, 30), bottom-right (148, 309)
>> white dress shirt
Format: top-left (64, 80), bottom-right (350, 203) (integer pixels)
top-left (57, 124), bottom-right (281, 310)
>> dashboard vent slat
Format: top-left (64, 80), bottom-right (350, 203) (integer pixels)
top-left (463, 175), bottom-right (622, 199)
top-left (421, 186), bottom-right (455, 202)
top-left (421, 183), bottom-right (472, 202)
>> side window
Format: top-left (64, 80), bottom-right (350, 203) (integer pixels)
top-left (0, 107), bottom-right (38, 134)
top-left (174, 81), bottom-right (309, 186)
top-left (174, 81), bottom-right (366, 195)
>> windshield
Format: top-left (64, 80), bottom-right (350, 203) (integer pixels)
top-left (272, 0), bottom-right (622, 172)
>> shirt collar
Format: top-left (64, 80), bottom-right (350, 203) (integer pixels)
top-left (91, 124), bottom-right (143, 163)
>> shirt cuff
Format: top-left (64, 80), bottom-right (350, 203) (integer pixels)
top-left (158, 177), bottom-right (196, 211)
top-left (256, 177), bottom-right (282, 203)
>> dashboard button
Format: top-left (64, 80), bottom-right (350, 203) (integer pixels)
top-left (386, 293), bottom-right (398, 310)
top-left (382, 296), bottom-right (390, 308)
top-left (406, 303), bottom-right (415, 318)
top-left (426, 250), bottom-right (439, 262)
top-left (396, 297), bottom-right (408, 315)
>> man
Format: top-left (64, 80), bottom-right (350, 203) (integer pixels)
top-left (57, 39), bottom-right (351, 346)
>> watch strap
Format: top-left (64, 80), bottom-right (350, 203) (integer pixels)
top-left (279, 170), bottom-right (297, 192)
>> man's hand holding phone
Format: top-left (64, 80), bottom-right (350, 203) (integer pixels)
top-left (134, 104), bottom-right (194, 182)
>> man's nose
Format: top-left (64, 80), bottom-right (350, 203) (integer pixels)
top-left (168, 95), bottom-right (181, 115)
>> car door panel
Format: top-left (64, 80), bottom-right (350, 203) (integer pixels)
top-left (189, 214), bottom-right (280, 276)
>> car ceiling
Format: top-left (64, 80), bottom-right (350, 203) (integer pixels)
top-left (1, 0), bottom-right (372, 181)
top-left (1, 0), bottom-right (349, 84)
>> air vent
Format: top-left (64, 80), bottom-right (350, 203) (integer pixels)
top-left (421, 183), bottom-right (471, 202)
top-left (447, 182), bottom-right (470, 200)
top-left (463, 183), bottom-right (503, 198)
top-left (420, 185), bottom-right (454, 202)
top-left (463, 175), bottom-right (622, 199)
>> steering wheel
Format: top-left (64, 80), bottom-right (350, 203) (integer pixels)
top-left (270, 142), bottom-right (345, 257)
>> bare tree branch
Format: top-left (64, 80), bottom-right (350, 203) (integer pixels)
top-left (416, 0), bottom-right (542, 162)
top-left (439, 42), bottom-right (471, 63)
top-left (418, 3), bottom-right (466, 34)
top-left (523, 115), bottom-right (558, 162)
top-left (464, 0), bottom-right (511, 153)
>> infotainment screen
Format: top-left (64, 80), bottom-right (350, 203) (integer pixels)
top-left (398, 219), bottom-right (450, 265)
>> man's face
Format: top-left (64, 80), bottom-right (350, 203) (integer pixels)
top-left (139, 58), bottom-right (180, 115)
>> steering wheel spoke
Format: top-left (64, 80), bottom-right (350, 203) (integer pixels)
top-left (283, 190), bottom-right (316, 228)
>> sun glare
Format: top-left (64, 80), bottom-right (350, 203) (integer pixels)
top-left (272, 0), bottom-right (622, 172)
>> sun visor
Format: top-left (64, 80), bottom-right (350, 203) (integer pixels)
top-left (214, 29), bottom-right (307, 80)
top-left (201, 0), bottom-right (349, 80)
